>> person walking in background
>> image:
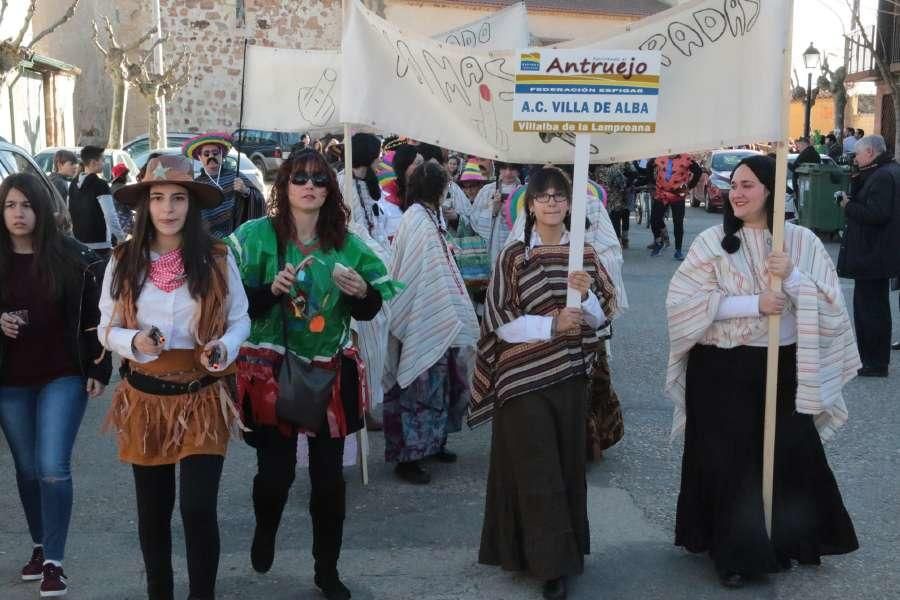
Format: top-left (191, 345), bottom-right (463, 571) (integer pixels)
top-left (594, 162), bottom-right (630, 248)
top-left (792, 136), bottom-right (821, 196)
top-left (842, 126), bottom-right (858, 155)
top-left (183, 132), bottom-right (265, 237)
top-left (48, 149), bottom-right (77, 200)
top-left (650, 154), bottom-right (702, 260)
top-left (826, 133), bottom-right (842, 161)
top-left (68, 145), bottom-right (125, 257)
top-left (667, 155), bottom-right (858, 589)
top-left (470, 161), bottom-right (523, 264)
top-left (98, 155), bottom-right (250, 600)
top-left (837, 134), bottom-right (900, 377)
top-left (1, 173), bottom-right (111, 598)
top-left (384, 160), bottom-right (479, 485)
top-left (110, 163), bottom-right (134, 237)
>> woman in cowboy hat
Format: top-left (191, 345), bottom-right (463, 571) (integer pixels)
top-left (98, 154), bottom-right (250, 600)
top-left (183, 132), bottom-right (265, 238)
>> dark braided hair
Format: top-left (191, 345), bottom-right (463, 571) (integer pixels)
top-left (722, 155), bottom-right (776, 254)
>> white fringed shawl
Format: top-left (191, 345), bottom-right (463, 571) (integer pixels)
top-left (666, 223), bottom-right (860, 441)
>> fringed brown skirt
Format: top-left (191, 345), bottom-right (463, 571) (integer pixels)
top-left (586, 342), bottom-right (624, 460)
top-left (105, 349), bottom-right (239, 466)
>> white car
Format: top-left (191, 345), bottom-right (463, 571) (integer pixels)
top-left (33, 147), bottom-right (139, 183)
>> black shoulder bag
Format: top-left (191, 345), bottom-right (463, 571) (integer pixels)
top-left (274, 241), bottom-right (336, 431)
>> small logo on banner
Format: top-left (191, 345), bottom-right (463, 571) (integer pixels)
top-left (520, 52), bottom-right (540, 72)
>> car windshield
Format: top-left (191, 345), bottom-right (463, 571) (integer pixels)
top-left (711, 152), bottom-right (755, 172)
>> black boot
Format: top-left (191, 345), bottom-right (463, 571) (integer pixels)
top-left (250, 476), bottom-right (290, 574)
top-left (311, 481), bottom-right (351, 600)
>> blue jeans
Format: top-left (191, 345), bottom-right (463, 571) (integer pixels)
top-left (0, 376), bottom-right (88, 561)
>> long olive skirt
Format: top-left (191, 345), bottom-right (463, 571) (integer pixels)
top-left (478, 376), bottom-right (590, 580)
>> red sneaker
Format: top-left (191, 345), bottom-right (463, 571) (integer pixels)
top-left (21, 546), bottom-right (44, 581)
top-left (40, 563), bottom-right (68, 597)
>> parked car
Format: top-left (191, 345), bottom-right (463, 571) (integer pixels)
top-left (123, 132), bottom-right (195, 168)
top-left (692, 149), bottom-right (762, 212)
top-left (33, 147), bottom-right (139, 184)
top-left (231, 129), bottom-right (304, 179)
top-left (135, 147), bottom-right (265, 195)
top-left (1, 140), bottom-right (72, 233)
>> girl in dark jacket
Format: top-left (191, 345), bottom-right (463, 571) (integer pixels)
top-left (0, 173), bottom-right (112, 598)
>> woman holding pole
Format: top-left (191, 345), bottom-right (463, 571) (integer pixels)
top-left (666, 155), bottom-right (859, 588)
top-left (469, 166), bottom-right (617, 600)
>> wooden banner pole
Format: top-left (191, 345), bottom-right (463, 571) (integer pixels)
top-left (763, 0), bottom-right (795, 538)
top-left (566, 133), bottom-right (591, 307)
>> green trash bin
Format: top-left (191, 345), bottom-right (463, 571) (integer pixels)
top-left (794, 164), bottom-right (848, 235)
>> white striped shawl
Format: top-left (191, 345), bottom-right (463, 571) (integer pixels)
top-left (507, 195), bottom-right (628, 316)
top-left (386, 204), bottom-right (480, 389)
top-left (470, 181), bottom-right (516, 265)
top-left (347, 219), bottom-right (392, 407)
top-left (666, 223), bottom-right (860, 441)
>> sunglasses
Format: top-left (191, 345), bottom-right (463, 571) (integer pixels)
top-left (291, 172), bottom-right (330, 187)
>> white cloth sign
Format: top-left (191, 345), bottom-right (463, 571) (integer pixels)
top-left (342, 0), bottom-right (789, 163)
top-left (433, 1), bottom-right (530, 49)
top-left (242, 45), bottom-right (342, 133)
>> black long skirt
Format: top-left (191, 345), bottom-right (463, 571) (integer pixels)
top-left (479, 376), bottom-right (590, 580)
top-left (675, 344), bottom-right (858, 576)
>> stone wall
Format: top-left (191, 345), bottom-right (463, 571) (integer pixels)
top-left (161, 0), bottom-right (342, 134)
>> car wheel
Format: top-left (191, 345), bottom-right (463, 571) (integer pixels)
top-left (690, 194), bottom-right (700, 208)
top-left (252, 157), bottom-right (268, 179)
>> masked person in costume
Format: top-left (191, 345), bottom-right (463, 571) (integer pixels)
top-left (98, 155), bottom-right (251, 600)
top-left (182, 132), bottom-right (265, 238)
top-left (469, 166), bottom-right (617, 600)
top-left (666, 155), bottom-right (859, 588)
top-left (227, 148), bottom-right (401, 600)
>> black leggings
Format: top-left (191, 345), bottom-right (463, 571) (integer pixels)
top-left (252, 427), bottom-right (346, 577)
top-left (132, 454), bottom-right (224, 600)
top-left (610, 208), bottom-right (630, 239)
top-left (651, 199), bottom-right (685, 251)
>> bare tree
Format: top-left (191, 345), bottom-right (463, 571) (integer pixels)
top-left (0, 0), bottom-right (80, 89)
top-left (92, 17), bottom-right (157, 149)
top-left (847, 0), bottom-right (900, 157)
top-left (125, 38), bottom-right (191, 150)
top-left (818, 58), bottom-right (848, 134)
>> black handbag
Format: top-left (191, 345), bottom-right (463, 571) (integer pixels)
top-left (274, 242), bottom-right (336, 431)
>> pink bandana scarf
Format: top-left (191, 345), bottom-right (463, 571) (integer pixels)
top-left (149, 248), bottom-right (186, 293)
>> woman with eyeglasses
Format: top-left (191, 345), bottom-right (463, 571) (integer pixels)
top-left (469, 167), bottom-right (617, 600)
top-left (0, 173), bottom-right (111, 598)
top-left (97, 154), bottom-right (250, 600)
top-left (227, 149), bottom-right (401, 600)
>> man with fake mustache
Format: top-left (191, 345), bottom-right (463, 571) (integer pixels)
top-left (182, 132), bottom-right (265, 238)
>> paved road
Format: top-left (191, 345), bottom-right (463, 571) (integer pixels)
top-left (2, 208), bottom-right (898, 599)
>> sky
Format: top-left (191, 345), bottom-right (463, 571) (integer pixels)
top-left (793, 0), bottom-right (879, 92)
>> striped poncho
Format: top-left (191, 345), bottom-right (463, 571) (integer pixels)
top-left (467, 240), bottom-right (617, 428)
top-left (666, 223), bottom-right (860, 441)
top-left (386, 203), bottom-right (480, 389)
top-left (197, 167), bottom-right (265, 238)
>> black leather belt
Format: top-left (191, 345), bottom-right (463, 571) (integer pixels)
top-left (125, 369), bottom-right (218, 396)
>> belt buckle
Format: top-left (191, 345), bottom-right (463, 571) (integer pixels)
top-left (186, 379), bottom-right (202, 394)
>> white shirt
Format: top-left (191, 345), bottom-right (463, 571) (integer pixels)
top-left (842, 136), bottom-right (858, 154)
top-left (496, 230), bottom-right (607, 343)
top-left (714, 267), bottom-right (802, 346)
top-left (98, 249), bottom-right (250, 369)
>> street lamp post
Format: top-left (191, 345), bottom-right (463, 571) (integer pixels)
top-left (802, 42), bottom-right (821, 140)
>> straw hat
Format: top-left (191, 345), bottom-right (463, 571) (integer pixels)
top-left (181, 132), bottom-right (233, 160)
top-left (113, 154), bottom-right (223, 208)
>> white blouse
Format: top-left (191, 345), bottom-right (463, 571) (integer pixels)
top-left (97, 249), bottom-right (250, 370)
top-left (496, 230), bottom-right (606, 343)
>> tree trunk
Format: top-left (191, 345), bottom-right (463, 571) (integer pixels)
top-left (147, 94), bottom-right (163, 150)
top-left (107, 77), bottom-right (128, 149)
top-left (834, 91), bottom-right (846, 135)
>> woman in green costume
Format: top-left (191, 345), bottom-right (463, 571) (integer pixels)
top-left (227, 148), bottom-right (401, 600)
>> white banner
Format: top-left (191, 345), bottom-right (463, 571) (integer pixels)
top-left (242, 45), bottom-right (342, 134)
top-left (342, 0), bottom-right (789, 163)
top-left (433, 1), bottom-right (530, 50)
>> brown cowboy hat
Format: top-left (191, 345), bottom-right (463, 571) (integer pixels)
top-left (113, 154), bottom-right (223, 209)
